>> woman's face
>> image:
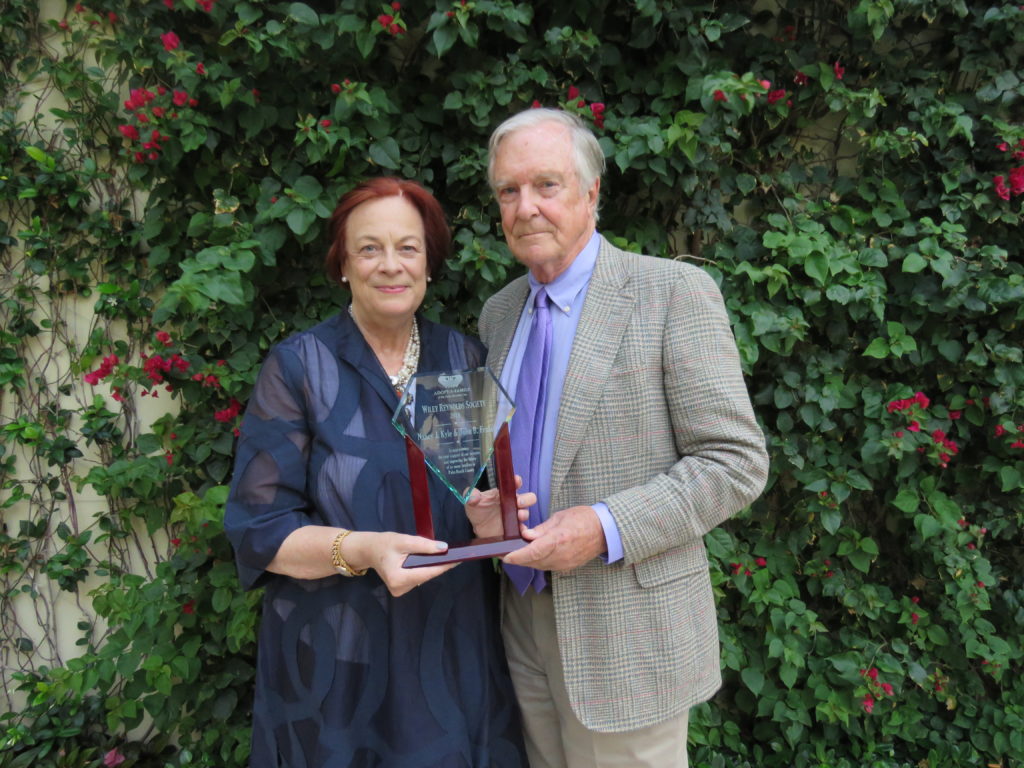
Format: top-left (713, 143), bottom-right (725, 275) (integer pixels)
top-left (342, 195), bottom-right (429, 326)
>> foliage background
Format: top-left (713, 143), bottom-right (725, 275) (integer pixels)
top-left (1, 0), bottom-right (1022, 766)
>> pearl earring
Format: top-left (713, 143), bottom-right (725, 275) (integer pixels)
top-left (341, 276), bottom-right (348, 283)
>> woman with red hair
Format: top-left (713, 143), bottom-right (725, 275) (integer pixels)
top-left (226, 178), bottom-right (527, 768)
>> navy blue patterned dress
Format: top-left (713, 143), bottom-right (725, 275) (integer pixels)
top-left (225, 310), bottom-right (526, 768)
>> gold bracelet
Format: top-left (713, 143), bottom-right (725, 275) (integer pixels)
top-left (330, 529), bottom-right (367, 577)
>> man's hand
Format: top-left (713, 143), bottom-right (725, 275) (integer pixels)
top-left (465, 476), bottom-right (536, 539)
top-left (502, 505), bottom-right (606, 572)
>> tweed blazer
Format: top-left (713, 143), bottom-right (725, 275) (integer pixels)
top-left (479, 235), bottom-right (769, 733)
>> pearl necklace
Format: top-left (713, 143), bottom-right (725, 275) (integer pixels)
top-left (348, 305), bottom-right (420, 393)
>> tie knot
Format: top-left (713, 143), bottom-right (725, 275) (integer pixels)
top-left (534, 288), bottom-right (549, 310)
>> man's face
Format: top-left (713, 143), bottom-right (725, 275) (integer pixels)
top-left (491, 121), bottom-right (599, 283)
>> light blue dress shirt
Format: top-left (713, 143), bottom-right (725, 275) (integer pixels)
top-left (500, 232), bottom-right (624, 563)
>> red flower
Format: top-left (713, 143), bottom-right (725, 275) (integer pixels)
top-left (189, 98), bottom-right (198, 107)
top-left (576, 99), bottom-right (585, 108)
top-left (331, 83), bottom-right (341, 94)
top-left (833, 60), bottom-right (844, 80)
top-left (976, 581), bottom-right (985, 588)
top-left (893, 430), bottom-right (904, 438)
top-left (997, 141), bottom-right (1009, 152)
top-left (320, 119), bottom-right (332, 128)
top-left (172, 90), bottom-right (189, 107)
top-left (1009, 166), bottom-right (1024, 196)
top-left (392, 1), bottom-right (401, 9)
top-left (713, 89), bottom-right (727, 102)
top-left (108, 12), bottom-right (118, 23)
top-left (198, 0), bottom-right (214, 10)
top-left (377, 13), bottom-right (393, 26)
top-left (729, 562), bottom-right (741, 575)
top-left (567, 85), bottom-right (580, 100)
top-left (171, 538), bottom-right (182, 547)
top-left (881, 683), bottom-right (893, 695)
top-left (911, 612), bottom-right (920, 624)
top-left (995, 424), bottom-right (1007, 437)
top-left (966, 542), bottom-right (976, 550)
top-left (794, 71), bottom-right (808, 86)
top-left (155, 330), bottom-right (172, 346)
top-left (103, 748), bottom-right (126, 768)
top-left (196, 62), bottom-right (206, 75)
top-left (160, 31), bottom-right (180, 51)
top-left (389, 23), bottom-right (402, 35)
top-left (755, 556), bottom-right (767, 567)
top-left (994, 175), bottom-right (1010, 200)
top-left (907, 421), bottom-right (920, 432)
top-left (590, 102), bottom-right (605, 116)
top-left (1011, 440), bottom-right (1024, 449)
top-left (165, 451), bottom-right (174, 466)
top-left (949, 410), bottom-right (961, 420)
top-left (911, 596), bottom-right (920, 603)
top-left (861, 695), bottom-right (874, 713)
top-left (118, 124), bottom-right (140, 141)
top-left (531, 100), bottom-right (542, 108)
top-left (767, 89), bottom-right (786, 105)
top-left (164, 0), bottom-right (173, 7)
top-left (204, 374), bottom-right (221, 388)
top-left (182, 599), bottom-right (195, 614)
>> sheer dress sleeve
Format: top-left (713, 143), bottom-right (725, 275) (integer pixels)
top-left (224, 344), bottom-right (315, 590)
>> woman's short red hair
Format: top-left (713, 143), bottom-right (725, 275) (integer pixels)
top-left (324, 177), bottom-right (450, 287)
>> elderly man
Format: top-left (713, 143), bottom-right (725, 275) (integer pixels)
top-left (477, 108), bottom-right (769, 768)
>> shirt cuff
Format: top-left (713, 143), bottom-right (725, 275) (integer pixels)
top-left (593, 502), bottom-right (624, 564)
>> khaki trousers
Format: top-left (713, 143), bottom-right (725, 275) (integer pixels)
top-left (501, 580), bottom-right (689, 768)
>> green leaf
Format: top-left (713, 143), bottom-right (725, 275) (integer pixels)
top-left (741, 666), bottom-right (764, 695)
top-left (286, 207), bottom-right (316, 235)
top-left (902, 253), bottom-right (927, 273)
top-left (368, 137), bottom-right (401, 169)
top-left (287, 2), bottom-right (319, 26)
top-left (863, 338), bottom-right (889, 358)
top-left (891, 489), bottom-right (919, 513)
top-left (914, 514), bottom-right (943, 541)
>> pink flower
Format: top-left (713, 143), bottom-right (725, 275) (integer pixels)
top-left (567, 85), bottom-right (580, 100)
top-left (713, 89), bottom-right (727, 102)
top-left (758, 79), bottom-right (771, 90)
top-left (907, 421), bottom-right (920, 432)
top-left (833, 60), bottom-right (844, 80)
top-left (997, 142), bottom-right (1009, 152)
top-left (160, 31), bottom-right (180, 51)
top-left (914, 391), bottom-right (930, 408)
top-left (103, 748), bottom-right (126, 768)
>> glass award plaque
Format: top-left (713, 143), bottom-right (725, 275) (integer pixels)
top-left (392, 367), bottom-right (526, 568)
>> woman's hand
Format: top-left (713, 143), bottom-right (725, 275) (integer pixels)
top-left (345, 531), bottom-right (456, 597)
top-left (465, 475), bottom-right (537, 538)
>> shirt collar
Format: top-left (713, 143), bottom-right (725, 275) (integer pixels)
top-left (526, 231), bottom-right (600, 315)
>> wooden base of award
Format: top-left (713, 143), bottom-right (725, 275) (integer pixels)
top-left (403, 422), bottom-right (526, 568)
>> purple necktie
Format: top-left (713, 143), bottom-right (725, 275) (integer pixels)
top-left (505, 288), bottom-right (551, 594)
